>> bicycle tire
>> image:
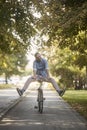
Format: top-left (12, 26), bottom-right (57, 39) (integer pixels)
top-left (38, 88), bottom-right (43, 113)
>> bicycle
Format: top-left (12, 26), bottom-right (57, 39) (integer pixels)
top-left (35, 81), bottom-right (45, 113)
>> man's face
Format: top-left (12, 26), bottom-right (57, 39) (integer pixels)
top-left (35, 53), bottom-right (41, 61)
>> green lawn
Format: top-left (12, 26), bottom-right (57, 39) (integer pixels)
top-left (0, 84), bottom-right (15, 89)
top-left (63, 90), bottom-right (87, 120)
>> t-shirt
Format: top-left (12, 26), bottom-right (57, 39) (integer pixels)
top-left (33, 58), bottom-right (48, 77)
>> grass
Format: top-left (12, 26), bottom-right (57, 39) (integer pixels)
top-left (63, 90), bottom-right (87, 120)
top-left (0, 84), bottom-right (15, 89)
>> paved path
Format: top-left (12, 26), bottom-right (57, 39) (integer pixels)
top-left (0, 88), bottom-right (21, 119)
top-left (0, 89), bottom-right (87, 130)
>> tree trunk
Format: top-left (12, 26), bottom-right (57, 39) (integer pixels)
top-left (84, 65), bottom-right (87, 89)
top-left (5, 73), bottom-right (8, 84)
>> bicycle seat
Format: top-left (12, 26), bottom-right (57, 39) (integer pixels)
top-left (37, 76), bottom-right (46, 83)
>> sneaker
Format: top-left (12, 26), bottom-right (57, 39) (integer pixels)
top-left (59, 89), bottom-right (66, 97)
top-left (16, 88), bottom-right (23, 96)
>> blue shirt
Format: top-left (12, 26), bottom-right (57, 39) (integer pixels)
top-left (33, 58), bottom-right (48, 77)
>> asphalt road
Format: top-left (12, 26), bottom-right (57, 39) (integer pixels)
top-left (0, 89), bottom-right (87, 130)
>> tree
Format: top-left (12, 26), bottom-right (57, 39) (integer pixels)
top-left (37, 0), bottom-right (87, 87)
top-left (0, 0), bottom-right (87, 85)
top-left (0, 51), bottom-right (28, 84)
top-left (0, 0), bottom-right (38, 79)
top-left (39, 44), bottom-right (85, 88)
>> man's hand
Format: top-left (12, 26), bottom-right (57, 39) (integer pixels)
top-left (47, 76), bottom-right (51, 80)
top-left (32, 75), bottom-right (37, 79)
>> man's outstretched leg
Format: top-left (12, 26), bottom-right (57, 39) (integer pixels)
top-left (16, 76), bottom-right (36, 96)
top-left (46, 77), bottom-right (66, 97)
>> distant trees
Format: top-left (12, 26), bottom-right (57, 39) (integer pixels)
top-left (0, 52), bottom-right (28, 84)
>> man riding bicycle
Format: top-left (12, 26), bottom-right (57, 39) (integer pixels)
top-left (16, 52), bottom-right (65, 96)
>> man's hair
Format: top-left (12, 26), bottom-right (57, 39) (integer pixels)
top-left (34, 52), bottom-right (40, 57)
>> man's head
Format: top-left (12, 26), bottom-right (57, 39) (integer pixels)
top-left (34, 52), bottom-right (41, 61)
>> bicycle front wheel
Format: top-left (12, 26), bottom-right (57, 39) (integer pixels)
top-left (38, 101), bottom-right (43, 113)
top-left (38, 89), bottom-right (43, 113)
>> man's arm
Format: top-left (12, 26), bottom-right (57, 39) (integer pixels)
top-left (44, 59), bottom-right (50, 78)
top-left (46, 69), bottom-right (50, 78)
top-left (33, 61), bottom-right (37, 79)
top-left (33, 69), bottom-right (37, 78)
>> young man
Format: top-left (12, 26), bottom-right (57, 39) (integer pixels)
top-left (16, 52), bottom-right (65, 96)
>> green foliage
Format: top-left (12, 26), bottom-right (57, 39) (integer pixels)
top-left (75, 54), bottom-right (87, 68)
top-left (38, 0), bottom-right (87, 87)
top-left (0, 0), bottom-right (37, 42)
top-left (40, 45), bottom-right (86, 88)
top-left (0, 84), bottom-right (15, 89)
top-left (0, 52), bottom-right (28, 83)
top-left (0, 0), bottom-right (38, 79)
top-left (55, 67), bottom-right (74, 88)
top-left (0, 0), bottom-right (87, 85)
